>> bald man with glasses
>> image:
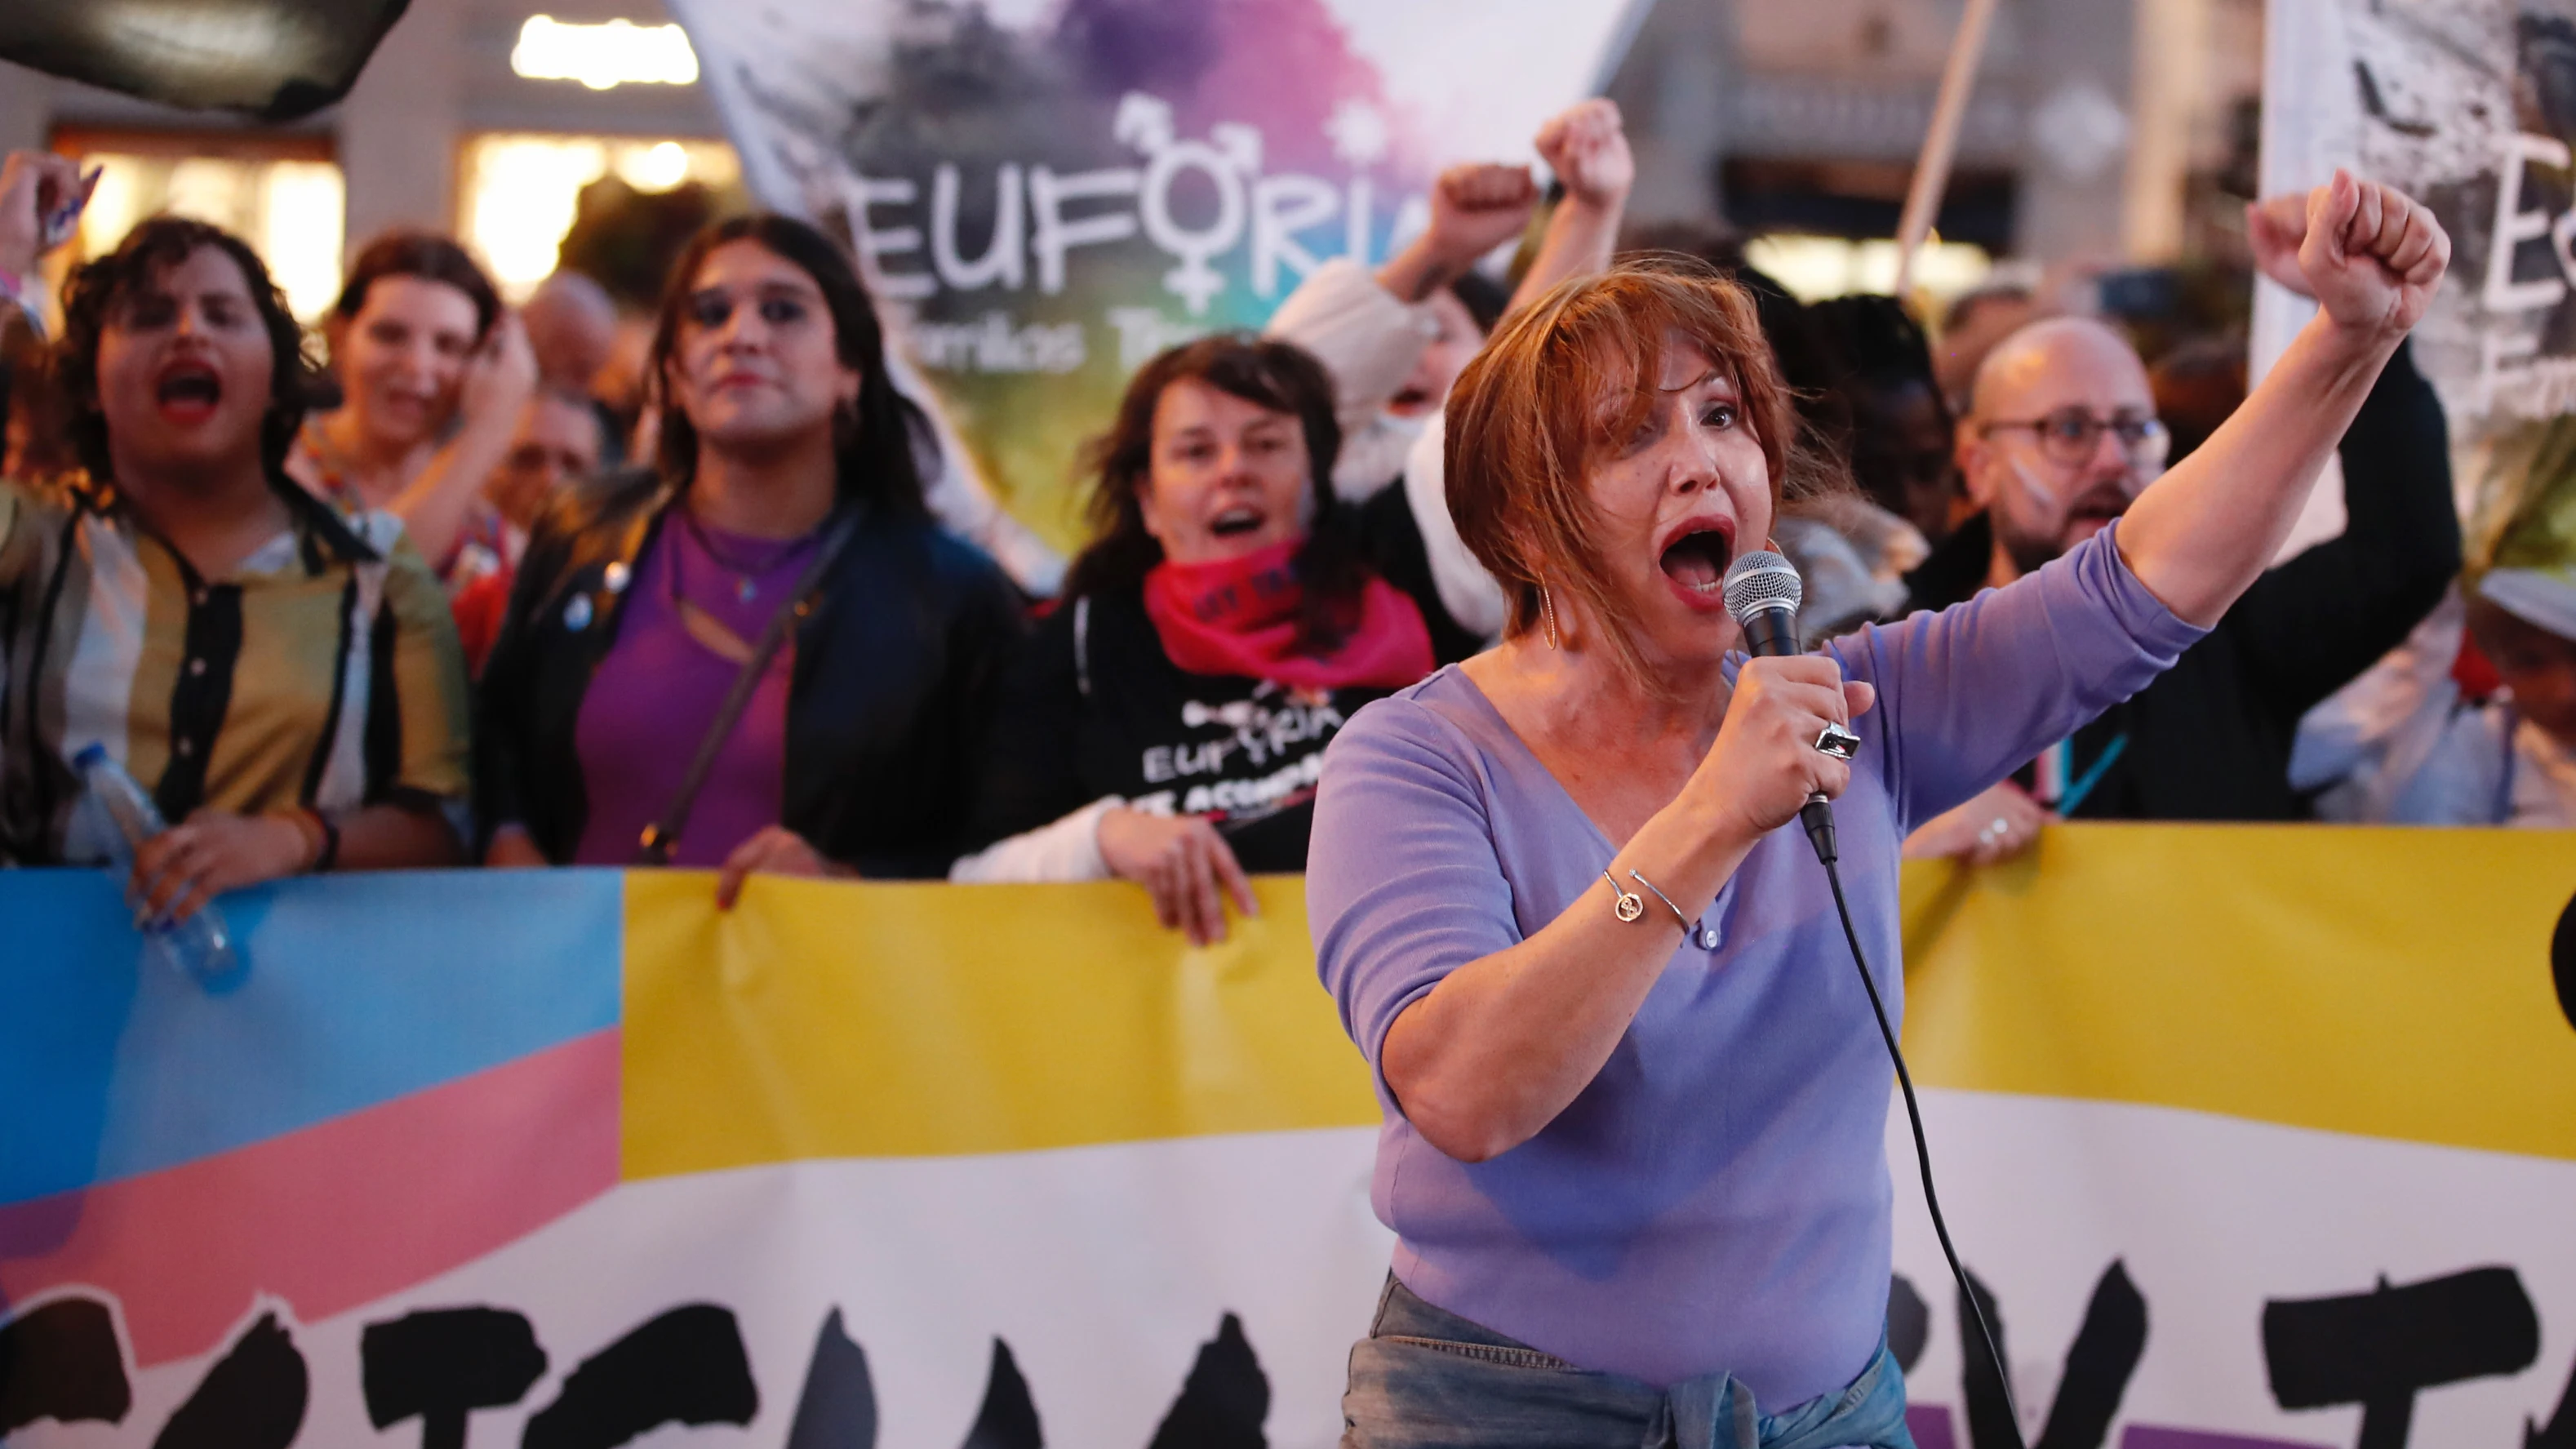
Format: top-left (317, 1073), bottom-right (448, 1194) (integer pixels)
top-left (1901, 263), bottom-right (2457, 857)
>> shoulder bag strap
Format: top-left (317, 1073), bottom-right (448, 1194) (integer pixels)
top-left (636, 504), bottom-right (864, 865)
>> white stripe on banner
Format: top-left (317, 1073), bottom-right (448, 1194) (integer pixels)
top-left (1888, 1090), bottom-right (2576, 1446)
top-left (76, 1129), bottom-right (1391, 1449)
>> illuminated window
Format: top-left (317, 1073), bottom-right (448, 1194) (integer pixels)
top-left (458, 134), bottom-right (739, 302)
top-left (509, 16), bottom-right (699, 91)
top-left (1743, 234), bottom-right (1994, 304)
top-left (47, 132), bottom-right (345, 322)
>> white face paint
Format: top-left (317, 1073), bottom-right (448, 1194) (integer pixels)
top-left (2001, 451), bottom-right (2062, 517)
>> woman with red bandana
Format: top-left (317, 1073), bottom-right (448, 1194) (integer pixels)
top-left (954, 336), bottom-right (1434, 945)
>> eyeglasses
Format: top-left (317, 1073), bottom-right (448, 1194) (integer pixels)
top-left (1980, 408), bottom-right (2170, 469)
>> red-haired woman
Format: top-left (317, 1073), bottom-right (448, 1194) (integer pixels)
top-left (1310, 177), bottom-right (2448, 1442)
top-left (953, 336), bottom-right (1433, 945)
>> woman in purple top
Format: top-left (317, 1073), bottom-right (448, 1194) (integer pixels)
top-left (476, 216), bottom-right (1024, 896)
top-left (1308, 176), bottom-right (2447, 1446)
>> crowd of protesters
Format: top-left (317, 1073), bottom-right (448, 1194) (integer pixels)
top-left (0, 92), bottom-right (2560, 946)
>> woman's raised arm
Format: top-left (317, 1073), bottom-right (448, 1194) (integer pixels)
top-left (2113, 171), bottom-right (2449, 627)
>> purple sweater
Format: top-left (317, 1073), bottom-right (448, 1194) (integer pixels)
top-left (1308, 527), bottom-right (2204, 1404)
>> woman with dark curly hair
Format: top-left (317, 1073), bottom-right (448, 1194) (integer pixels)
top-left (953, 335), bottom-right (1434, 945)
top-left (0, 182), bottom-right (471, 909)
top-left (476, 214), bottom-right (1024, 899)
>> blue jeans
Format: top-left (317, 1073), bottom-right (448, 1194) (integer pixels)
top-left (1342, 1276), bottom-right (1916, 1449)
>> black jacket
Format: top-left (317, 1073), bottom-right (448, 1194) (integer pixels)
top-left (477, 470), bottom-right (1027, 876)
top-left (1902, 340), bottom-right (2458, 821)
top-left (966, 586), bottom-right (1395, 873)
top-left (1355, 481), bottom-right (1487, 666)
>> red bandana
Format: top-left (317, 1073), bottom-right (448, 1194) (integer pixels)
top-left (1141, 540), bottom-right (1434, 692)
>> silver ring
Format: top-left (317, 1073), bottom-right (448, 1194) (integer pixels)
top-left (1813, 722), bottom-right (1861, 762)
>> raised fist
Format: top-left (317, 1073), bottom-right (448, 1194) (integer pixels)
top-left (2246, 170), bottom-right (2449, 340)
top-left (1534, 99), bottom-right (1634, 212)
top-left (1423, 162), bottom-right (1540, 270)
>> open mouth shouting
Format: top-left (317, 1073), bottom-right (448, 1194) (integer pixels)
top-left (154, 358), bottom-right (224, 427)
top-left (1657, 517), bottom-right (1738, 612)
top-left (1208, 504), bottom-right (1268, 539)
top-left (2063, 483), bottom-right (2134, 538)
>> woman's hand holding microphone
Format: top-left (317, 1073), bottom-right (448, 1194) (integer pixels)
top-left (1597, 654), bottom-right (1876, 945)
top-left (1690, 656), bottom-right (1876, 844)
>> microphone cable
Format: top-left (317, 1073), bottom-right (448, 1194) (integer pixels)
top-left (1725, 547), bottom-right (2024, 1440)
top-left (1801, 803), bottom-right (2027, 1447)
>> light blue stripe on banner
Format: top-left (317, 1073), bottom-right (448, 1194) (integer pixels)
top-left (0, 868), bottom-right (623, 1206)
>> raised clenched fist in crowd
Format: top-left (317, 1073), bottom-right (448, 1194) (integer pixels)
top-left (1534, 98), bottom-right (1635, 213)
top-left (0, 150), bottom-right (87, 280)
top-left (1421, 163), bottom-right (1542, 275)
top-left (2245, 170), bottom-right (2449, 340)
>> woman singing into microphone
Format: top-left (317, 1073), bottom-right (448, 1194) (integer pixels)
top-left (1308, 174), bottom-right (2447, 1447)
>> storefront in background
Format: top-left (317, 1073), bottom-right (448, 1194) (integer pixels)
top-left (459, 131), bottom-right (737, 303)
top-left (49, 128), bottom-right (347, 320)
top-left (19, 0), bottom-right (740, 321)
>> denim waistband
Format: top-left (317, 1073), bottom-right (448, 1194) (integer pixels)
top-left (1365, 1276), bottom-right (1915, 1449)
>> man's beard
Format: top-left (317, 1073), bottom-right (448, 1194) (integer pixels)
top-left (1996, 477), bottom-right (2134, 578)
top-left (1994, 511), bottom-right (2070, 578)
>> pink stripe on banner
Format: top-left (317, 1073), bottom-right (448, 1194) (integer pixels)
top-left (2121, 1430), bottom-right (2331, 1449)
top-left (0, 1029), bottom-right (620, 1367)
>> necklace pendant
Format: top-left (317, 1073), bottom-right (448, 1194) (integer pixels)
top-left (736, 577), bottom-right (757, 603)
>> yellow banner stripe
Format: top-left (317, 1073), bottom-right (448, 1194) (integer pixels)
top-left (624, 826), bottom-right (2576, 1177)
top-left (621, 873), bottom-right (1378, 1180)
top-left (1899, 823), bottom-right (2576, 1162)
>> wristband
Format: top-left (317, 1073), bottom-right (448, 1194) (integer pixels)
top-left (286, 807), bottom-right (340, 873)
top-left (309, 810), bottom-right (341, 873)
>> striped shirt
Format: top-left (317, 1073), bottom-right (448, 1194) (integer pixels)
top-left (286, 420), bottom-right (513, 591)
top-left (0, 473), bottom-right (472, 864)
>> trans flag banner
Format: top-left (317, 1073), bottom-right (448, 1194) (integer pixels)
top-left (3, 825), bottom-right (2576, 1446)
top-left (658, 0), bottom-right (1650, 575)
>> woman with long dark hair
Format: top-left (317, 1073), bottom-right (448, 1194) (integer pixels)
top-left (953, 335), bottom-right (1433, 945)
top-left (477, 215), bottom-right (1024, 898)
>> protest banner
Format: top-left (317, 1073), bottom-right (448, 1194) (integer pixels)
top-left (2258, 0), bottom-right (2576, 554)
top-left (3, 826), bottom-right (2573, 1446)
top-left (657, 0), bottom-right (1650, 583)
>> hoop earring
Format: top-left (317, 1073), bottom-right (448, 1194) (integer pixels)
top-left (1541, 585), bottom-right (1563, 651)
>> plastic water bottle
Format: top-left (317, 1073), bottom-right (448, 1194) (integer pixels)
top-left (71, 744), bottom-right (240, 984)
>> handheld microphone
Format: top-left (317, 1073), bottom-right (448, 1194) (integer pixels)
top-left (1721, 550), bottom-right (1837, 864)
